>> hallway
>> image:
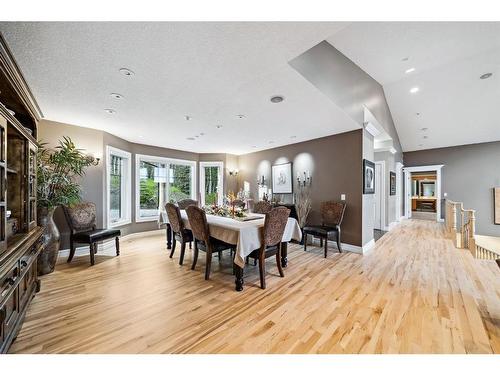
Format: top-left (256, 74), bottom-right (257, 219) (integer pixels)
top-left (9, 220), bottom-right (500, 354)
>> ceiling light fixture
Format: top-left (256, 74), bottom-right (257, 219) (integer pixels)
top-left (104, 109), bottom-right (116, 114)
top-left (416, 112), bottom-right (421, 116)
top-left (480, 73), bottom-right (493, 80)
top-left (423, 135), bottom-right (428, 139)
top-left (269, 141), bottom-right (274, 144)
top-left (185, 115), bottom-right (191, 121)
top-left (236, 114), bottom-right (245, 119)
top-left (402, 57), bottom-right (409, 61)
top-left (410, 87), bottom-right (420, 94)
top-left (119, 68), bottom-right (135, 77)
top-left (421, 127), bottom-right (428, 131)
top-left (110, 93), bottom-right (124, 99)
top-left (290, 135), bottom-right (297, 139)
top-left (405, 68), bottom-right (415, 74)
top-left (418, 144), bottom-right (423, 147)
top-left (199, 133), bottom-right (205, 136)
top-left (270, 95), bottom-right (284, 103)
top-left (216, 125), bottom-right (223, 129)
top-left (186, 137), bottom-right (195, 141)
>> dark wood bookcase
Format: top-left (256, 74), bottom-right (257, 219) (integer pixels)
top-left (0, 33), bottom-right (43, 354)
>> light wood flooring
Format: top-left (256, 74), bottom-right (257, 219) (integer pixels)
top-left (9, 220), bottom-right (500, 354)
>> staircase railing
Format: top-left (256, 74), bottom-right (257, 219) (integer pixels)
top-left (445, 199), bottom-right (500, 265)
top-left (445, 199), bottom-right (475, 250)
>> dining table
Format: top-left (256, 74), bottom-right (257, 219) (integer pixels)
top-left (160, 209), bottom-right (302, 291)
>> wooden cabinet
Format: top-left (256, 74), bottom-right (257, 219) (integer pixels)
top-left (0, 33), bottom-right (43, 353)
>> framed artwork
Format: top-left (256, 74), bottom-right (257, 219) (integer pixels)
top-left (390, 171), bottom-right (396, 195)
top-left (363, 159), bottom-right (375, 194)
top-left (494, 187), bottom-right (500, 225)
top-left (272, 162), bottom-right (293, 194)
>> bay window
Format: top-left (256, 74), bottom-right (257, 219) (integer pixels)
top-left (136, 155), bottom-right (196, 222)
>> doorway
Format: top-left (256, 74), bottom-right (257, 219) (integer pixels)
top-left (403, 165), bottom-right (443, 222)
top-left (374, 161), bottom-right (385, 230)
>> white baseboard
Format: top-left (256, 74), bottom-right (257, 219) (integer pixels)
top-left (384, 221), bottom-right (399, 232)
top-left (58, 229), bottom-right (164, 258)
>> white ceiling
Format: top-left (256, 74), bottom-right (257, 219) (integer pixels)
top-left (1, 22), bottom-right (499, 154)
top-left (0, 22), bottom-right (360, 155)
top-left (327, 22), bottom-right (500, 151)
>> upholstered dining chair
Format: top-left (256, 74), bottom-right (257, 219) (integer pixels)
top-left (186, 206), bottom-right (236, 280)
top-left (62, 202), bottom-right (121, 266)
top-left (165, 203), bottom-right (193, 265)
top-left (303, 201), bottom-right (346, 257)
top-left (253, 200), bottom-right (272, 214)
top-left (177, 199), bottom-right (198, 209)
top-left (247, 206), bottom-right (290, 289)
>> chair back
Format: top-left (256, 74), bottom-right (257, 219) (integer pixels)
top-left (62, 202), bottom-right (97, 232)
top-left (186, 206), bottom-right (210, 243)
top-left (263, 206), bottom-right (290, 247)
top-left (321, 201), bottom-right (346, 227)
top-left (177, 199), bottom-right (198, 209)
top-left (165, 203), bottom-right (185, 234)
top-left (253, 200), bottom-right (272, 214)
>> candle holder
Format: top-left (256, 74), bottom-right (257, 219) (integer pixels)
top-left (297, 171), bottom-right (312, 187)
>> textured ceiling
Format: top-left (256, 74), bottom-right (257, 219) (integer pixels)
top-left (0, 22), bottom-right (359, 155)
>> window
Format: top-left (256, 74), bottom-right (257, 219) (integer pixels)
top-left (106, 146), bottom-right (131, 227)
top-left (136, 155), bottom-right (196, 222)
top-left (199, 161), bottom-right (223, 206)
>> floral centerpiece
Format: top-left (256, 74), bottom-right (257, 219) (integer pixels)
top-left (203, 204), bottom-right (246, 218)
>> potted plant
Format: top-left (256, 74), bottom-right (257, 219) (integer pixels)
top-left (36, 137), bottom-right (98, 275)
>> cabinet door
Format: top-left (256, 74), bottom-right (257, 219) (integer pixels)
top-left (0, 264), bottom-right (19, 351)
top-left (0, 115), bottom-right (6, 254)
top-left (27, 142), bottom-right (37, 230)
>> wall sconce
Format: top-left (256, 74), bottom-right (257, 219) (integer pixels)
top-left (229, 169), bottom-right (239, 176)
top-left (257, 175), bottom-right (266, 186)
top-left (297, 171), bottom-right (312, 187)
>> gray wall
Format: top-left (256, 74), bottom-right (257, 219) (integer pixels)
top-left (404, 141), bottom-right (500, 237)
top-left (290, 40), bottom-right (403, 247)
top-left (238, 130), bottom-right (363, 247)
top-left (39, 120), bottom-right (236, 249)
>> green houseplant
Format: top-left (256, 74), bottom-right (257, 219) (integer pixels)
top-left (37, 137), bottom-right (98, 275)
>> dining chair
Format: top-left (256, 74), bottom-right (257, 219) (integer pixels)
top-left (247, 206), bottom-right (290, 289)
top-left (177, 199), bottom-right (199, 209)
top-left (253, 200), bottom-right (272, 214)
top-left (62, 202), bottom-right (121, 266)
top-left (165, 203), bottom-right (193, 265)
top-left (303, 201), bottom-right (346, 257)
top-left (186, 206), bottom-right (236, 280)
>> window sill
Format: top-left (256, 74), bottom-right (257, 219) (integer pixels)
top-left (109, 219), bottom-right (132, 228)
top-left (135, 216), bottom-right (159, 223)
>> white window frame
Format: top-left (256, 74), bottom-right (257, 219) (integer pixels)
top-left (106, 146), bottom-right (132, 228)
top-left (199, 161), bottom-right (224, 206)
top-left (135, 154), bottom-right (197, 222)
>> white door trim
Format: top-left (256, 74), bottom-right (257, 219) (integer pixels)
top-left (403, 164), bottom-right (444, 222)
top-left (374, 160), bottom-right (386, 231)
top-left (395, 162), bottom-right (404, 222)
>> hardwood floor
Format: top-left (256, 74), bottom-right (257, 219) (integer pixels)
top-left (9, 220), bottom-right (500, 354)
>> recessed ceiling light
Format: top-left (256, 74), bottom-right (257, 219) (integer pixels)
top-left (270, 95), bottom-right (284, 103)
top-left (402, 57), bottom-right (409, 61)
top-left (269, 141), bottom-right (274, 144)
top-left (423, 135), bottom-right (428, 139)
top-left (119, 68), bottom-right (135, 77)
top-left (405, 68), bottom-right (415, 74)
top-left (199, 132), bottom-right (205, 136)
top-left (421, 127), bottom-right (428, 131)
top-left (195, 135), bottom-right (199, 138)
top-left (185, 115), bottom-right (191, 121)
top-left (290, 135), bottom-right (297, 139)
top-left (104, 108), bottom-right (116, 114)
top-left (410, 87), bottom-right (420, 94)
top-left (416, 112), bottom-right (421, 116)
top-left (480, 73), bottom-right (493, 80)
top-left (110, 93), bottom-right (124, 99)
top-left (418, 144), bottom-right (423, 147)
top-left (216, 125), bottom-right (223, 129)
top-left (186, 137), bottom-right (195, 141)
top-left (236, 114), bottom-right (245, 119)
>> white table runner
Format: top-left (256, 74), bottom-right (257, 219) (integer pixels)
top-left (163, 210), bottom-right (302, 268)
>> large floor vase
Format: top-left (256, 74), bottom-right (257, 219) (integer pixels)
top-left (37, 207), bottom-right (60, 275)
